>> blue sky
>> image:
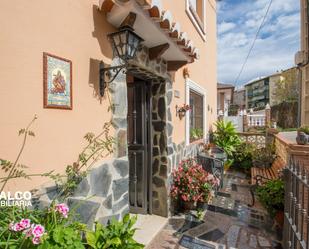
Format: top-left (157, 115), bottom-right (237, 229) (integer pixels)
top-left (217, 0), bottom-right (300, 86)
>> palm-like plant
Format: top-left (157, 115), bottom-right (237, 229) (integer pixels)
top-left (213, 120), bottom-right (241, 157)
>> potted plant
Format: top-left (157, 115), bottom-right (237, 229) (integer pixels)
top-left (232, 142), bottom-right (256, 173)
top-left (256, 179), bottom-right (284, 227)
top-left (190, 128), bottom-right (203, 142)
top-left (296, 126), bottom-right (309, 145)
top-left (176, 104), bottom-right (191, 120)
top-left (252, 143), bottom-right (276, 168)
top-left (213, 120), bottom-right (241, 158)
top-left (170, 158), bottom-right (219, 211)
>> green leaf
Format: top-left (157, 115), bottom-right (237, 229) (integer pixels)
top-left (53, 227), bottom-right (64, 244)
top-left (123, 214), bottom-right (130, 224)
top-left (110, 237), bottom-right (121, 245)
top-left (86, 232), bottom-right (97, 248)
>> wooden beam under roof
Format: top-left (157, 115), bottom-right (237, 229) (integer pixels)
top-left (167, 61), bottom-right (188, 71)
top-left (100, 0), bottom-right (115, 12)
top-left (120, 12), bottom-right (137, 28)
top-left (149, 43), bottom-right (170, 60)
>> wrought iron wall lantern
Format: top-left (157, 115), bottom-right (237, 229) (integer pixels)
top-left (99, 26), bottom-right (144, 96)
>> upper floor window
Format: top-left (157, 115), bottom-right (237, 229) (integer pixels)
top-left (186, 0), bottom-right (206, 40)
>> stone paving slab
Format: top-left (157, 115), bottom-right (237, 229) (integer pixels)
top-left (134, 214), bottom-right (168, 246)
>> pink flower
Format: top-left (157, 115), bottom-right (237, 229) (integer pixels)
top-left (23, 228), bottom-right (33, 238)
top-left (55, 203), bottom-right (69, 218)
top-left (32, 224), bottom-right (45, 238)
top-left (207, 174), bottom-right (214, 181)
top-left (181, 195), bottom-right (188, 201)
top-left (32, 236), bottom-right (41, 245)
top-left (13, 223), bottom-right (24, 232)
top-left (19, 219), bottom-right (31, 229)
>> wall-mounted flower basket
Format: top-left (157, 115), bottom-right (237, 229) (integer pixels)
top-left (176, 104), bottom-right (191, 120)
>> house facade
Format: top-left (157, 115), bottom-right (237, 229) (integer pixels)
top-left (245, 68), bottom-right (297, 110)
top-left (233, 87), bottom-right (246, 110)
top-left (245, 77), bottom-right (271, 110)
top-left (269, 67), bottom-right (298, 107)
top-left (0, 0), bottom-right (217, 222)
top-left (217, 83), bottom-right (234, 116)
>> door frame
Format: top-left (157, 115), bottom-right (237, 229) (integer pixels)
top-left (146, 82), bottom-right (153, 215)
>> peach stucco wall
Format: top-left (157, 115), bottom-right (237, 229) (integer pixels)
top-left (0, 0), bottom-right (116, 191)
top-left (0, 0), bottom-right (217, 191)
top-left (164, 0), bottom-right (217, 145)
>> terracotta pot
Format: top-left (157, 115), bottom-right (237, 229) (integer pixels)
top-left (275, 210), bottom-right (284, 227)
top-left (181, 201), bottom-right (196, 211)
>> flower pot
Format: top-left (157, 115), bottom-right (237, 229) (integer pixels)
top-left (196, 202), bottom-right (206, 210)
top-left (178, 110), bottom-right (186, 120)
top-left (275, 210), bottom-right (284, 227)
top-left (181, 201), bottom-right (196, 211)
top-left (296, 131), bottom-right (308, 145)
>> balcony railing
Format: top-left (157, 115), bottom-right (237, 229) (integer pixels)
top-left (247, 114), bottom-right (266, 127)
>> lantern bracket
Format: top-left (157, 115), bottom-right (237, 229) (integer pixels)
top-left (99, 26), bottom-right (143, 97)
top-left (99, 61), bottom-right (127, 97)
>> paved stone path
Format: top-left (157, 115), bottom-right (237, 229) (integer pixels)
top-left (147, 170), bottom-right (282, 249)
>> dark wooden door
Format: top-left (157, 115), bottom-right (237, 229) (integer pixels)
top-left (127, 79), bottom-right (152, 214)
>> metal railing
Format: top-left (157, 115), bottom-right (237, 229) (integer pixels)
top-left (283, 159), bottom-right (309, 249)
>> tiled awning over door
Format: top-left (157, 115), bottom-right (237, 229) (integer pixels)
top-left (99, 0), bottom-right (200, 64)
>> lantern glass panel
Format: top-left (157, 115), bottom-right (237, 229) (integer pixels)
top-left (133, 37), bottom-right (139, 48)
top-left (122, 44), bottom-right (127, 58)
top-left (108, 27), bottom-right (143, 62)
top-left (120, 32), bottom-right (127, 45)
top-left (114, 35), bottom-right (120, 46)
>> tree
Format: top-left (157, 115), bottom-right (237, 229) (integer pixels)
top-left (273, 68), bottom-right (299, 104)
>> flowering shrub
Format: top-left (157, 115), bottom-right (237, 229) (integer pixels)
top-left (8, 219), bottom-right (45, 245)
top-left (170, 158), bottom-right (219, 203)
top-left (55, 203), bottom-right (69, 218)
top-left (0, 203), bottom-right (85, 248)
top-left (0, 202), bottom-right (144, 249)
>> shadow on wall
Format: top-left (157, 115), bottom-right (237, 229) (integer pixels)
top-left (88, 58), bottom-right (102, 102)
top-left (88, 5), bottom-right (116, 102)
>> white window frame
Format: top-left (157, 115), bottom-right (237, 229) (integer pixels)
top-left (186, 0), bottom-right (206, 41)
top-left (185, 78), bottom-right (207, 145)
